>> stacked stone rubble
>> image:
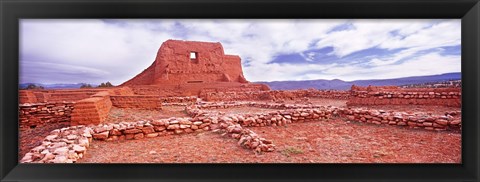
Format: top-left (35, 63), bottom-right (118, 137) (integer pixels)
top-left (337, 108), bottom-right (461, 131)
top-left (20, 125), bottom-right (93, 163)
top-left (19, 102), bottom-right (74, 130)
top-left (347, 86), bottom-right (461, 107)
top-left (201, 89), bottom-right (350, 101)
top-left (218, 120), bottom-right (275, 153)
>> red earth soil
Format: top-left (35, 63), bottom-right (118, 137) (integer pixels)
top-left (104, 106), bottom-right (190, 123)
top-left (19, 122), bottom-right (70, 159)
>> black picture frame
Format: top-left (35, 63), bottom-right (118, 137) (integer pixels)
top-left (1, 0), bottom-right (479, 182)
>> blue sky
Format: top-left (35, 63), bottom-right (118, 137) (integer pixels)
top-left (20, 19), bottom-right (461, 85)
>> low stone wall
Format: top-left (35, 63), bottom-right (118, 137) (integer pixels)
top-left (161, 96), bottom-right (198, 103)
top-left (110, 95), bottom-right (196, 109)
top-left (337, 108), bottom-right (461, 131)
top-left (70, 92), bottom-right (112, 126)
top-left (347, 86), bottom-right (461, 107)
top-left (21, 115), bottom-right (275, 163)
top-left (162, 103), bottom-right (189, 106)
top-left (218, 108), bottom-right (336, 127)
top-left (200, 89), bottom-right (350, 101)
top-left (20, 125), bottom-right (93, 163)
top-left (186, 101), bottom-right (334, 117)
top-left (196, 101), bottom-right (330, 109)
top-left (188, 101), bottom-right (462, 132)
top-left (19, 102), bottom-right (75, 130)
top-left (90, 117), bottom-right (215, 142)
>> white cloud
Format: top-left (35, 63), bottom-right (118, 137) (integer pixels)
top-left (21, 19), bottom-right (180, 84)
top-left (20, 19), bottom-right (461, 84)
top-left (324, 52), bottom-right (460, 81)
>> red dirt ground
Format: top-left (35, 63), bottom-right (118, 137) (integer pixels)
top-left (77, 118), bottom-right (461, 163)
top-left (104, 106), bottom-right (189, 123)
top-left (19, 122), bottom-right (70, 159)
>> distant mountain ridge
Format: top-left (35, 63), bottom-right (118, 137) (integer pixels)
top-left (20, 72), bottom-right (461, 90)
top-left (256, 72), bottom-right (461, 90)
top-left (19, 83), bottom-right (99, 89)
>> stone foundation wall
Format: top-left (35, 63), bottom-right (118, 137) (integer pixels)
top-left (186, 101), bottom-right (335, 117)
top-left (91, 117), bottom-right (214, 141)
top-left (70, 92), bottom-right (112, 126)
top-left (200, 89), bottom-right (350, 101)
top-left (188, 102), bottom-right (462, 132)
top-left (347, 86), bottom-right (461, 107)
top-left (19, 102), bottom-right (74, 130)
top-left (219, 108), bottom-right (336, 127)
top-left (110, 95), bottom-right (196, 109)
top-left (20, 113), bottom-right (277, 163)
top-left (186, 102), bottom-right (337, 126)
top-left (20, 125), bottom-right (93, 163)
top-left (337, 108), bottom-right (461, 131)
top-left (161, 96), bottom-right (197, 103)
top-left (20, 117), bottom-right (218, 163)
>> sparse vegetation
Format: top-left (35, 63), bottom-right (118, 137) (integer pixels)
top-left (97, 81), bottom-right (114, 88)
top-left (401, 80), bottom-right (461, 88)
top-left (280, 146), bottom-right (304, 157)
top-left (80, 83), bottom-right (93, 89)
top-left (21, 84), bottom-right (44, 90)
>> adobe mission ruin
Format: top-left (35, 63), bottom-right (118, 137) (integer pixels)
top-left (19, 40), bottom-right (462, 163)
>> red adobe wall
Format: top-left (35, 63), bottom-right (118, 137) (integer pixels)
top-left (108, 87), bottom-right (135, 95)
top-left (121, 40), bottom-right (248, 86)
top-left (110, 95), bottom-right (163, 110)
top-left (128, 82), bottom-right (270, 97)
top-left (19, 89), bottom-right (106, 104)
top-left (70, 92), bottom-right (112, 126)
